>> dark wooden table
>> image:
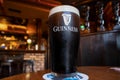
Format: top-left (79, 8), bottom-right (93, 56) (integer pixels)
top-left (1, 66), bottom-right (120, 80)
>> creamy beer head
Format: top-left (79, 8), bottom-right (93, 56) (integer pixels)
top-left (48, 5), bottom-right (80, 74)
top-left (49, 5), bottom-right (80, 17)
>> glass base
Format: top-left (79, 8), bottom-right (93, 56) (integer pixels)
top-left (43, 72), bottom-right (89, 80)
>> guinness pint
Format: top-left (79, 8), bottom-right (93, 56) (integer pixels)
top-left (48, 5), bottom-right (80, 74)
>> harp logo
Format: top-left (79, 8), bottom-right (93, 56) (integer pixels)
top-left (62, 13), bottom-right (71, 26)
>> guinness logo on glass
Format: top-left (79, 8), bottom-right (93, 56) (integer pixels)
top-left (62, 13), bottom-right (71, 26)
top-left (52, 13), bottom-right (78, 32)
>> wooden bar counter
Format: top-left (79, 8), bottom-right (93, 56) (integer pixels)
top-left (1, 66), bottom-right (120, 80)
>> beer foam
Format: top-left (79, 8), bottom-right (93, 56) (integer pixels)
top-left (49, 5), bottom-right (80, 17)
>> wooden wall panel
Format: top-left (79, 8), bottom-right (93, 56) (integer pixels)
top-left (77, 31), bottom-right (120, 66)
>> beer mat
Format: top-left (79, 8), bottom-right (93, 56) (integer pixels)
top-left (43, 72), bottom-right (89, 80)
top-left (110, 67), bottom-right (120, 72)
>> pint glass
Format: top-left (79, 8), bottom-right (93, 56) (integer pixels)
top-left (48, 5), bottom-right (80, 74)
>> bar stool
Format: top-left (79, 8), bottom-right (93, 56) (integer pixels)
top-left (23, 60), bottom-right (34, 73)
top-left (12, 60), bottom-right (23, 74)
top-left (0, 60), bottom-right (13, 77)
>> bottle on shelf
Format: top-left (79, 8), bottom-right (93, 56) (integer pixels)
top-left (112, 1), bottom-right (120, 30)
top-left (96, 1), bottom-right (105, 32)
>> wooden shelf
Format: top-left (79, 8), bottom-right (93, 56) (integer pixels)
top-left (80, 30), bottom-right (120, 37)
top-left (0, 49), bottom-right (46, 54)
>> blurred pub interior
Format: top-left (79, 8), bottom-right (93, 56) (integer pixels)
top-left (0, 0), bottom-right (120, 79)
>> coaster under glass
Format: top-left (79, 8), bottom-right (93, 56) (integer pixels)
top-left (43, 72), bottom-right (89, 80)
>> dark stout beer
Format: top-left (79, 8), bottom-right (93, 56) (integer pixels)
top-left (48, 5), bottom-right (80, 74)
